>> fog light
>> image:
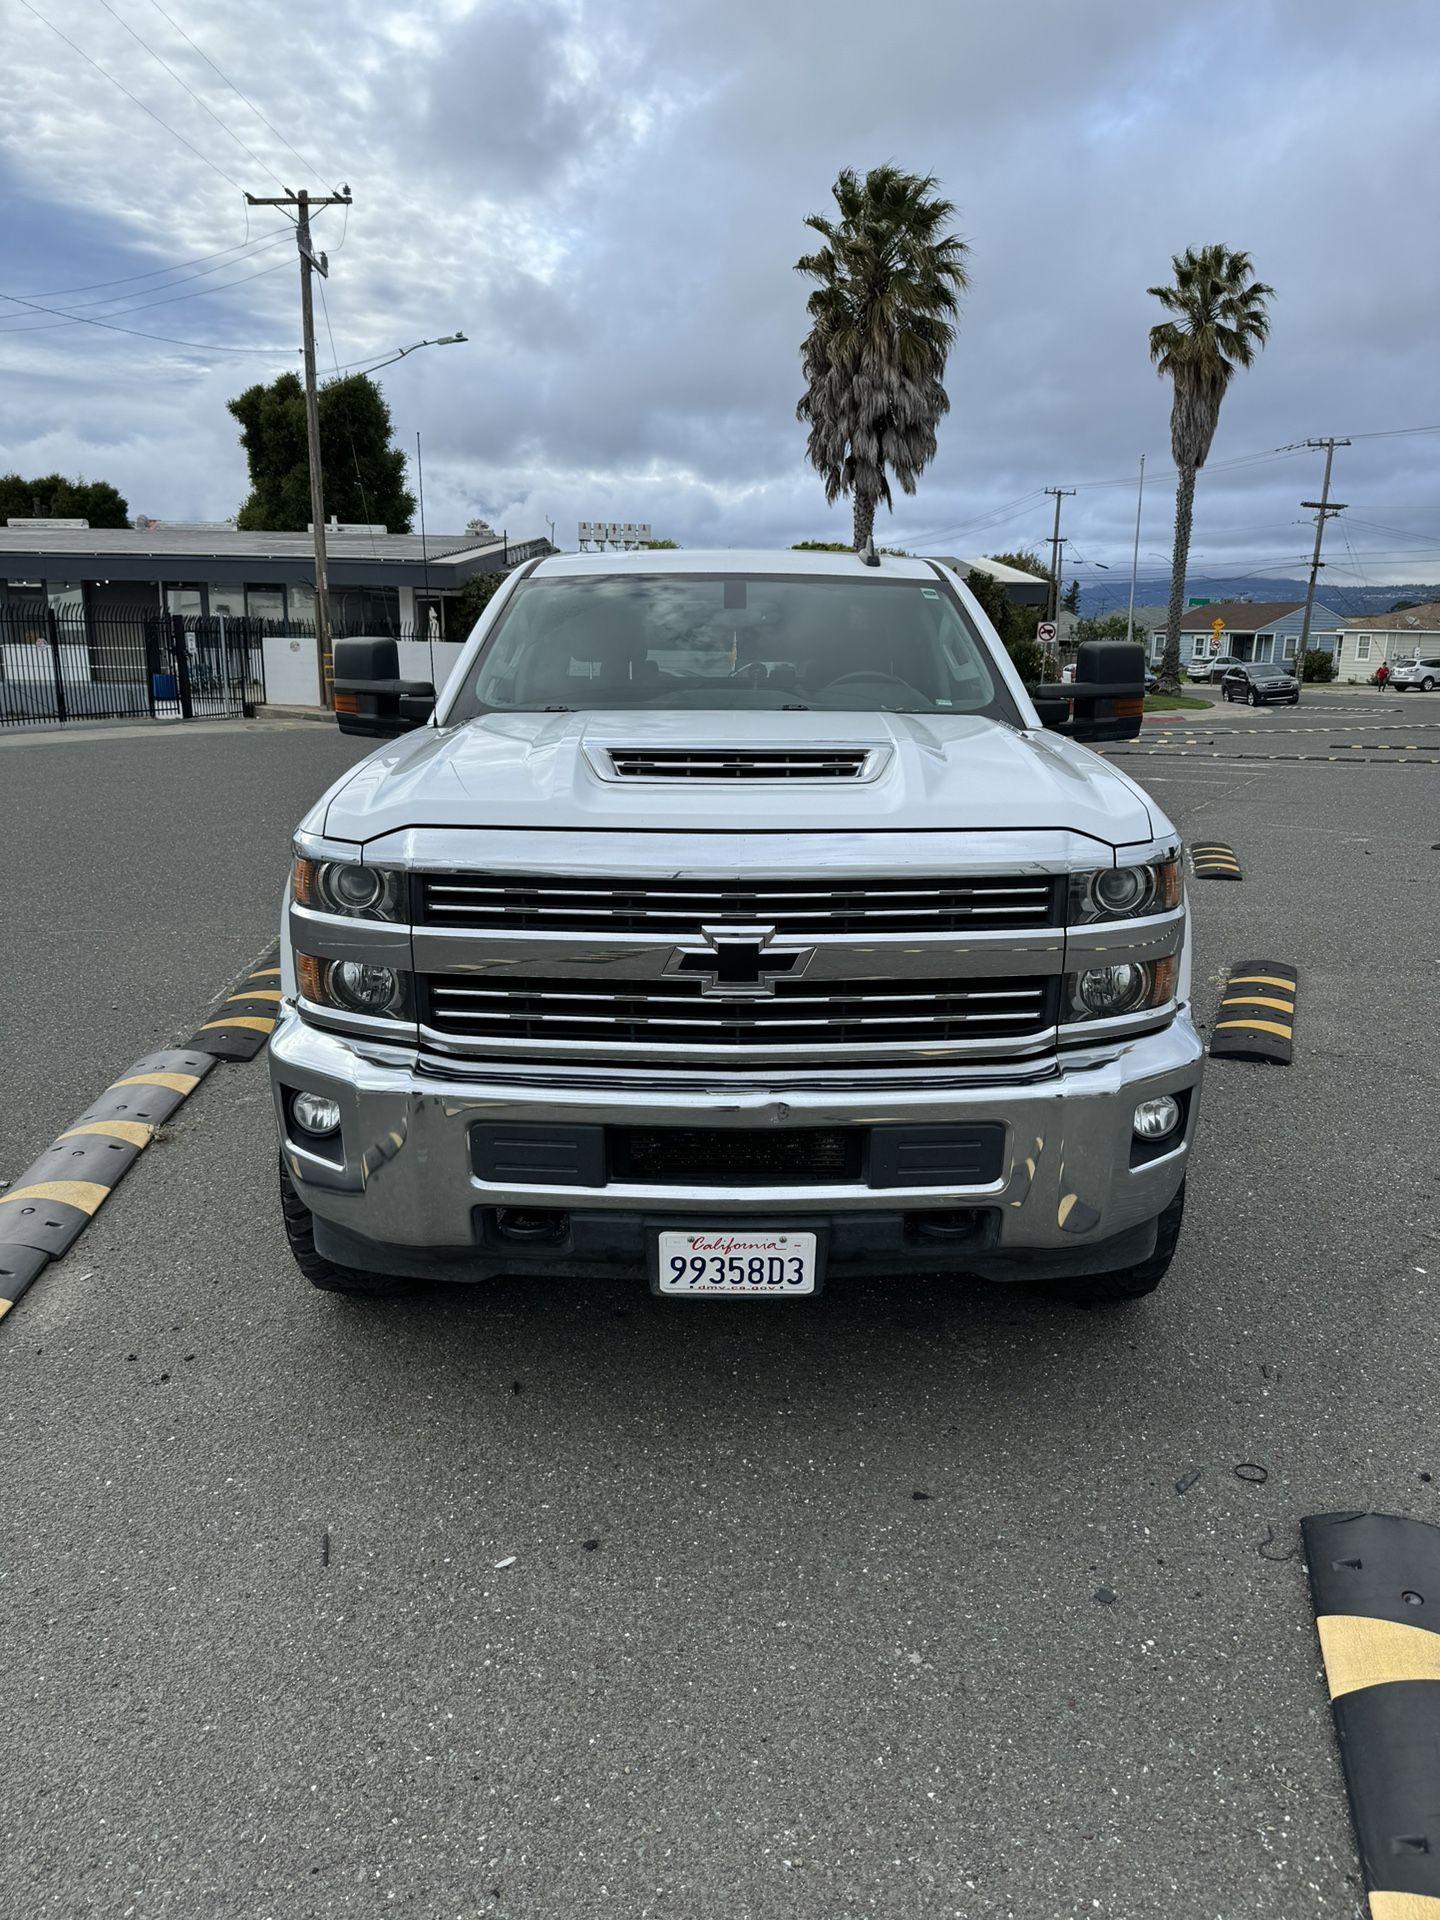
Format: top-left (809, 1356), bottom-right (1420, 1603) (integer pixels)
top-left (292, 1090), bottom-right (341, 1137)
top-left (1133, 1094), bottom-right (1181, 1141)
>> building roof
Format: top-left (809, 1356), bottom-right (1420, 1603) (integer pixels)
top-left (1341, 600), bottom-right (1440, 630)
top-left (0, 524), bottom-right (550, 592)
top-left (1178, 600), bottom-right (1303, 632)
top-left (0, 525), bottom-right (507, 565)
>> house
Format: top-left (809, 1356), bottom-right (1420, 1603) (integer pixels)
top-left (1150, 599), bottom-right (1344, 670)
top-left (1335, 601), bottom-right (1440, 682)
top-left (0, 519), bottom-right (550, 638)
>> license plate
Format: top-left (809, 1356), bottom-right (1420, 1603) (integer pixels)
top-left (654, 1229), bottom-right (819, 1296)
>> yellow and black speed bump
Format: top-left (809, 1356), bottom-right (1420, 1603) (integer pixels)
top-left (1304, 1511), bottom-right (1440, 1919)
top-left (188, 947), bottom-right (282, 1060)
top-left (0, 1048), bottom-right (214, 1321)
top-left (1209, 960), bottom-right (1297, 1064)
top-left (1191, 840), bottom-right (1243, 880)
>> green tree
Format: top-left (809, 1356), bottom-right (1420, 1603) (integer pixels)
top-left (1073, 612), bottom-right (1134, 647)
top-left (1149, 245), bottom-right (1274, 691)
top-left (227, 371), bottom-right (415, 532)
top-left (790, 540), bottom-right (852, 551)
top-left (1061, 578), bottom-right (1080, 615)
top-left (795, 165), bottom-right (969, 551)
top-left (964, 567), bottom-right (1044, 685)
top-left (446, 569), bottom-right (510, 639)
top-left (0, 471), bottom-right (130, 527)
top-left (637, 538), bottom-right (680, 549)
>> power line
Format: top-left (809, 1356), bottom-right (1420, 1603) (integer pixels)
top-left (13, 225), bottom-right (290, 299)
top-left (2, 232), bottom-right (293, 320)
top-left (317, 275), bottom-right (381, 560)
top-left (18, 0), bottom-right (246, 193)
top-left (144, 0), bottom-right (336, 187)
top-left (92, 0), bottom-right (289, 190)
top-left (0, 281), bottom-right (298, 354)
top-left (0, 254), bottom-right (294, 333)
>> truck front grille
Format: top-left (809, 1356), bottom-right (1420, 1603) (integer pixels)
top-left (422, 974), bottom-right (1057, 1050)
top-left (419, 872), bottom-right (1061, 935)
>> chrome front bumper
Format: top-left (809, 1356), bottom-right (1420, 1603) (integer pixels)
top-left (270, 1007), bottom-right (1203, 1274)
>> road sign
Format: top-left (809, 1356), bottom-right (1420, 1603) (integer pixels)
top-left (1036, 621), bottom-right (1058, 643)
top-left (1211, 616), bottom-right (1226, 640)
top-left (1188, 597), bottom-right (1211, 608)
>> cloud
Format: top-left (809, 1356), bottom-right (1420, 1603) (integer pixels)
top-left (0, 0), bottom-right (1435, 585)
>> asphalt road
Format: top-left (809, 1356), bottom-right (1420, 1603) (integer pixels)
top-left (2, 707), bottom-right (1439, 1918)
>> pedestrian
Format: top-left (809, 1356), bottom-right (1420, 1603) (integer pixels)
top-left (1376, 660), bottom-right (1391, 691)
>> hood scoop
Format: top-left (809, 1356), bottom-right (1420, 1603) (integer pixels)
top-left (599, 745), bottom-right (883, 781)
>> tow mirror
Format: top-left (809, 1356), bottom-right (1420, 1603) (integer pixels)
top-left (1032, 640), bottom-right (1146, 743)
top-left (332, 637), bottom-right (436, 737)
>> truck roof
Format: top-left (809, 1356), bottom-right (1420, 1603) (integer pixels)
top-left (533, 548), bottom-right (942, 582)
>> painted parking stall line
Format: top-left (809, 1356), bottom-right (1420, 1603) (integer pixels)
top-left (1209, 961), bottom-right (1298, 1064)
top-left (1304, 1513), bottom-right (1440, 1920)
top-left (0, 944), bottom-right (282, 1322)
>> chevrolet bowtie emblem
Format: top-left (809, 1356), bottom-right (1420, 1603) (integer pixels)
top-left (667, 924), bottom-right (813, 999)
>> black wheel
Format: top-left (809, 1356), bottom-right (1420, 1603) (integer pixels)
top-left (279, 1156), bottom-right (412, 1295)
top-left (1049, 1181), bottom-right (1185, 1307)
top-left (1287, 695), bottom-right (1300, 706)
top-left (1424, 677), bottom-right (1436, 693)
top-left (1247, 687), bottom-right (1260, 707)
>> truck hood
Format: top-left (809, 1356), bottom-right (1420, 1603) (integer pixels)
top-left (317, 710), bottom-right (1157, 849)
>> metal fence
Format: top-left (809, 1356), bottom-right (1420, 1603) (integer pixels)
top-left (0, 604), bottom-right (266, 727)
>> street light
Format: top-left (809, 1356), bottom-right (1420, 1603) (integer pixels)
top-left (357, 332), bottom-right (468, 376)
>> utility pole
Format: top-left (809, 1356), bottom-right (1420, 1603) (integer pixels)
top-left (1125, 454), bottom-right (1146, 647)
top-left (245, 185), bottom-right (352, 706)
top-left (1296, 437), bottom-right (1350, 675)
top-left (1044, 487), bottom-right (1075, 624)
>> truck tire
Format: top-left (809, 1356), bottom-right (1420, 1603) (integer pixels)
top-left (1050, 1181), bottom-right (1185, 1307)
top-left (279, 1157), bottom-right (411, 1295)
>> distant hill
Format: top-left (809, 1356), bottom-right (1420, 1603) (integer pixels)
top-left (1077, 575), bottom-right (1438, 620)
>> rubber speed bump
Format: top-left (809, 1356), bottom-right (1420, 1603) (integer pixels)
top-left (1209, 961), bottom-right (1297, 1064)
top-left (0, 1048), bottom-right (215, 1319)
top-left (1191, 840), bottom-right (1243, 880)
top-left (1304, 1512), bottom-right (1440, 1918)
top-left (189, 947), bottom-right (281, 1059)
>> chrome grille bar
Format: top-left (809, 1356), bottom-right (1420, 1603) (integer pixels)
top-left (608, 748), bottom-right (869, 778)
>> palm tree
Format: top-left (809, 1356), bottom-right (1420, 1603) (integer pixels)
top-left (796, 167), bottom-right (969, 551)
top-left (1149, 245), bottom-right (1274, 691)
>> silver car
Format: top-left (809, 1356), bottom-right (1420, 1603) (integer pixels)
top-left (1391, 655), bottom-right (1440, 692)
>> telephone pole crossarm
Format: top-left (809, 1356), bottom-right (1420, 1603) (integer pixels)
top-left (1295, 438), bottom-right (1351, 671)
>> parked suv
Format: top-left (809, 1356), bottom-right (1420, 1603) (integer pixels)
top-left (272, 551), bottom-right (1200, 1308)
top-left (1219, 662), bottom-right (1300, 706)
top-left (1392, 656), bottom-right (1440, 692)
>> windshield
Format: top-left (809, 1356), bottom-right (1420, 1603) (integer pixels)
top-left (446, 572), bottom-right (1022, 722)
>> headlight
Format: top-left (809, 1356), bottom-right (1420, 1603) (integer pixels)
top-left (293, 851), bottom-right (404, 920)
top-left (1069, 856), bottom-right (1181, 923)
top-left (297, 953), bottom-right (411, 1021)
top-left (1065, 955), bottom-right (1178, 1023)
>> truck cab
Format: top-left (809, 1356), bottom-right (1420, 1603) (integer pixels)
top-left (272, 550), bottom-right (1200, 1305)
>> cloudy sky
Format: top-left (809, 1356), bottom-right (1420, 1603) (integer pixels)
top-left (2, 0), bottom-right (1437, 602)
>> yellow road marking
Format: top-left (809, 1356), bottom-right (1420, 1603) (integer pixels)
top-left (1220, 994), bottom-right (1295, 1014)
top-left (113, 1071), bottom-right (200, 1094)
top-left (1227, 974), bottom-right (1296, 991)
top-left (58, 1120), bottom-right (155, 1148)
top-left (0, 1179), bottom-right (110, 1214)
top-left (199, 1015), bottom-right (274, 1035)
top-left (1371, 1893), bottom-right (1440, 1919)
top-left (1215, 1018), bottom-right (1292, 1039)
top-left (226, 988), bottom-right (281, 1003)
top-left (1318, 1613), bottom-right (1440, 1699)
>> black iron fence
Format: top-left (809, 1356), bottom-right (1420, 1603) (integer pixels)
top-left (0, 604), bottom-right (266, 727)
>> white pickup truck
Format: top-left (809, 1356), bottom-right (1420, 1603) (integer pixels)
top-left (271, 549), bottom-right (1201, 1305)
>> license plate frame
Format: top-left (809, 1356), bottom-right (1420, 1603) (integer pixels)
top-left (650, 1224), bottom-right (824, 1298)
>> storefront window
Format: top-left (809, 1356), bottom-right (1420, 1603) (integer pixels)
top-left (206, 584), bottom-right (246, 619)
top-left (163, 583), bottom-right (203, 619)
top-left (246, 585), bottom-right (285, 628)
top-left (287, 583), bottom-right (316, 629)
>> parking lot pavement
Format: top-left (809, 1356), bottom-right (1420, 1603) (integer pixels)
top-left (0, 718), bottom-right (369, 1179)
top-left (2, 731), bottom-right (1439, 1916)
